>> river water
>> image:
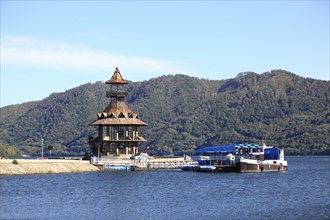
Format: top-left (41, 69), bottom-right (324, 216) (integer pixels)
top-left (1, 156), bottom-right (329, 220)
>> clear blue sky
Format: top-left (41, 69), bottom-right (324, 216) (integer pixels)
top-left (1, 1), bottom-right (329, 107)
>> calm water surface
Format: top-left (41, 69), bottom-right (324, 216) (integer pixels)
top-left (1, 156), bottom-right (329, 220)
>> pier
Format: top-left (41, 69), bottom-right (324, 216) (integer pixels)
top-left (92, 155), bottom-right (198, 170)
top-left (147, 161), bottom-right (198, 169)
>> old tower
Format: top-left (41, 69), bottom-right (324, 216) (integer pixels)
top-left (89, 67), bottom-right (147, 158)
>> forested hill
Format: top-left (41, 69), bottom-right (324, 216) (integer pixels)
top-left (1, 70), bottom-right (329, 156)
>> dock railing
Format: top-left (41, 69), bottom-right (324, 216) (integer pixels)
top-left (148, 161), bottom-right (198, 169)
top-left (92, 156), bottom-right (198, 169)
top-left (92, 157), bottom-right (132, 166)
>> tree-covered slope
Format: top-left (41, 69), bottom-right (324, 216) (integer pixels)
top-left (144, 71), bottom-right (329, 155)
top-left (0, 70), bottom-right (329, 156)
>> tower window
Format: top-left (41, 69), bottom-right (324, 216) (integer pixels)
top-left (109, 113), bottom-right (116, 118)
top-left (118, 112), bottom-right (126, 118)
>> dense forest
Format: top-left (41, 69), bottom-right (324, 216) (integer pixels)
top-left (0, 70), bottom-right (329, 157)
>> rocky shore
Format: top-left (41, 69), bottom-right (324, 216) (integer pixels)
top-left (0, 159), bottom-right (100, 175)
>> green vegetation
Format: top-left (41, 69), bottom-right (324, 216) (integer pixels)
top-left (0, 141), bottom-right (22, 158)
top-left (12, 159), bottom-right (18, 165)
top-left (0, 70), bottom-right (329, 156)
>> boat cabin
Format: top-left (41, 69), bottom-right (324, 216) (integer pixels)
top-left (194, 144), bottom-right (264, 166)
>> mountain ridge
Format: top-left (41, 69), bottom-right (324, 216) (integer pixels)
top-left (1, 69), bottom-right (329, 156)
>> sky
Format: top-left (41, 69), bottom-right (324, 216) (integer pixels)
top-left (1, 1), bottom-right (329, 107)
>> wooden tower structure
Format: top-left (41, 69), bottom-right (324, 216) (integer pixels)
top-left (89, 67), bottom-right (147, 158)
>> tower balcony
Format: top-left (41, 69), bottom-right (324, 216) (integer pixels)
top-left (103, 136), bottom-right (147, 142)
top-left (106, 91), bottom-right (128, 98)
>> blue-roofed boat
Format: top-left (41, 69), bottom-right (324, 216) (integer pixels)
top-left (103, 164), bottom-right (131, 171)
top-left (192, 143), bottom-right (288, 172)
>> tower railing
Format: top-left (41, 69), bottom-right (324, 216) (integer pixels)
top-left (106, 91), bottom-right (128, 98)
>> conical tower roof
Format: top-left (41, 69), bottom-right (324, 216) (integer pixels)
top-left (90, 101), bottom-right (147, 126)
top-left (105, 67), bottom-right (128, 84)
top-left (90, 67), bottom-right (147, 126)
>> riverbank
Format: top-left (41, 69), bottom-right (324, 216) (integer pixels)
top-left (0, 159), bottom-right (100, 175)
top-left (0, 156), bottom-right (194, 175)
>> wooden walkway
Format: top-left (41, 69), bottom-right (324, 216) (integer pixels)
top-left (148, 161), bottom-right (198, 169)
top-left (91, 156), bottom-right (198, 170)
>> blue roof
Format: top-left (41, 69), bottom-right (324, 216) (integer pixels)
top-left (195, 144), bottom-right (263, 154)
top-left (195, 145), bottom-right (236, 154)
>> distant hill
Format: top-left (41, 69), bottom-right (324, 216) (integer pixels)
top-left (0, 70), bottom-right (329, 156)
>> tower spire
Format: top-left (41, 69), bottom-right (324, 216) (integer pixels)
top-left (105, 67), bottom-right (128, 84)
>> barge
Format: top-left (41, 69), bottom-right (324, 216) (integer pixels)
top-left (192, 143), bottom-right (288, 173)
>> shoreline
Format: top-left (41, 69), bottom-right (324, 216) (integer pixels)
top-left (0, 159), bottom-right (100, 175)
top-left (0, 157), bottom-right (191, 175)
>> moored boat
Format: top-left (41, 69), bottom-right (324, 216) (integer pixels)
top-left (103, 164), bottom-right (131, 171)
top-left (193, 143), bottom-right (288, 173)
